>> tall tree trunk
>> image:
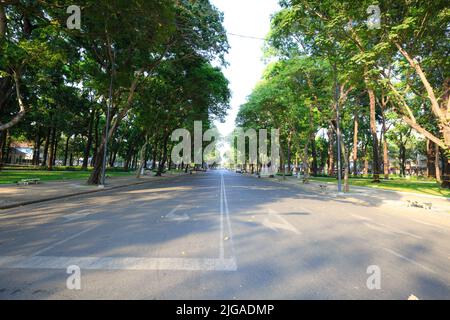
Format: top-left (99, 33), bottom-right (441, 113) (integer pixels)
top-left (331, 121), bottom-right (349, 192)
top-left (287, 135), bottom-right (292, 174)
top-left (34, 134), bottom-right (42, 166)
top-left (125, 144), bottom-right (135, 171)
top-left (144, 145), bottom-right (150, 169)
top-left (300, 147), bottom-right (310, 182)
top-left (82, 109), bottom-right (95, 170)
top-left (435, 145), bottom-right (442, 183)
top-left (124, 155), bottom-right (131, 172)
top-left (63, 135), bottom-right (70, 166)
top-left (0, 129), bottom-right (7, 169)
top-left (350, 31), bottom-right (381, 182)
top-left (279, 144), bottom-right (286, 178)
top-left (362, 143), bottom-right (369, 176)
top-left (53, 131), bottom-right (59, 166)
top-left (88, 143), bottom-right (105, 184)
top-left (131, 153), bottom-right (137, 171)
top-left (157, 150), bottom-right (163, 167)
top-left (442, 155), bottom-right (450, 188)
top-left (136, 138), bottom-right (149, 178)
top-left (32, 132), bottom-right (41, 165)
top-left (352, 113), bottom-right (359, 176)
top-left (32, 134), bottom-right (38, 165)
top-left (400, 144), bottom-right (406, 177)
top-left (88, 108), bottom-right (114, 184)
top-left (48, 127), bottom-right (56, 170)
top-left (319, 151), bottom-right (325, 175)
top-left (88, 106), bottom-right (114, 185)
top-left (327, 127), bottom-right (334, 176)
top-left (110, 150), bottom-right (117, 168)
top-left (311, 136), bottom-right (318, 176)
top-left (42, 127), bottom-right (51, 166)
top-left (426, 139), bottom-right (436, 178)
top-left (382, 134), bottom-right (389, 179)
top-left (151, 141), bottom-right (158, 170)
top-left (91, 110), bottom-right (100, 167)
top-left (368, 88), bottom-right (380, 182)
top-left (4, 133), bottom-right (11, 164)
top-left (87, 66), bottom-right (145, 184)
top-left (380, 96), bottom-right (390, 179)
top-left (342, 149), bottom-right (350, 192)
top-left (156, 134), bottom-right (169, 176)
top-left (108, 148), bottom-right (114, 167)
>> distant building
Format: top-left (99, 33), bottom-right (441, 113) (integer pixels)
top-left (407, 154), bottom-right (428, 175)
top-left (7, 142), bottom-right (34, 165)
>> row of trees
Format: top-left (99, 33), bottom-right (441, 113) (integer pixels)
top-left (0, 0), bottom-right (230, 183)
top-left (235, 0), bottom-right (449, 189)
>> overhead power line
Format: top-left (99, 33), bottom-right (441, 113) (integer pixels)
top-left (227, 32), bottom-right (266, 41)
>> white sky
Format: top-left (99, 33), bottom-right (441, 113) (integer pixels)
top-left (211, 0), bottom-right (280, 137)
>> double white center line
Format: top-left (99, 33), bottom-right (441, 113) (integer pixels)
top-left (220, 172), bottom-right (236, 261)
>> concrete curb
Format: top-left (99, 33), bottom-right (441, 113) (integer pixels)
top-left (305, 180), bottom-right (450, 201)
top-left (0, 175), bottom-right (183, 211)
top-left (243, 173), bottom-right (450, 202)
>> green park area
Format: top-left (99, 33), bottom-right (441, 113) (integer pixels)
top-left (309, 176), bottom-right (450, 198)
top-left (0, 168), bottom-right (134, 185)
top-left (2, 167), bottom-right (449, 198)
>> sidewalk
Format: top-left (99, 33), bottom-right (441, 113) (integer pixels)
top-left (0, 172), bottom-right (185, 210)
top-left (251, 174), bottom-right (450, 214)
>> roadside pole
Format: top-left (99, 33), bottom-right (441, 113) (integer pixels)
top-left (334, 62), bottom-right (342, 194)
top-left (100, 48), bottom-right (115, 187)
top-left (336, 98), bottom-right (343, 194)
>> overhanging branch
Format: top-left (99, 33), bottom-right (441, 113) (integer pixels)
top-left (0, 72), bottom-right (26, 131)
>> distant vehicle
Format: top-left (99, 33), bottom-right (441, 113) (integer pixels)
top-left (235, 168), bottom-right (242, 173)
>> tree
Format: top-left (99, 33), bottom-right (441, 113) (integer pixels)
top-left (264, 0), bottom-right (448, 187)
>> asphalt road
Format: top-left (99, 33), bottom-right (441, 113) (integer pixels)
top-left (0, 170), bottom-right (449, 299)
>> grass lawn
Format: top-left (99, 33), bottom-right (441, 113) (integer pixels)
top-left (309, 176), bottom-right (450, 198)
top-left (0, 169), bottom-right (135, 185)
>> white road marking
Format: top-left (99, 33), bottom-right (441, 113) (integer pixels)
top-left (375, 222), bottom-right (422, 240)
top-left (30, 225), bottom-right (97, 257)
top-left (221, 173), bottom-right (237, 259)
top-left (383, 248), bottom-right (437, 274)
top-left (219, 175), bottom-right (225, 259)
top-left (351, 205), bottom-right (450, 233)
top-left (351, 214), bottom-right (372, 221)
top-left (0, 256), bottom-right (238, 271)
top-left (363, 222), bottom-right (395, 235)
top-left (63, 209), bottom-right (96, 222)
top-left (408, 218), bottom-right (449, 231)
top-left (262, 209), bottom-right (300, 234)
top-left (363, 222), bottom-right (423, 239)
top-left (358, 218), bottom-right (423, 240)
top-left (165, 204), bottom-right (189, 221)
